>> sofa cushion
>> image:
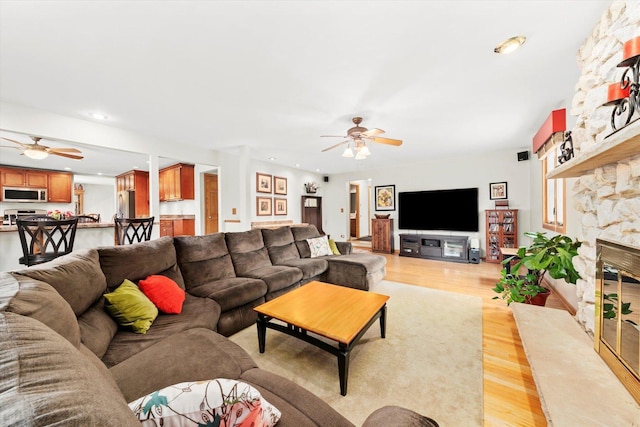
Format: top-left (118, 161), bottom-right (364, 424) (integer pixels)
top-left (12, 248), bottom-right (107, 316)
top-left (78, 298), bottom-right (119, 358)
top-left (103, 279), bottom-right (159, 334)
top-left (262, 226), bottom-right (301, 264)
top-left (187, 276), bottom-right (267, 312)
top-left (0, 312), bottom-right (140, 426)
top-left (174, 233), bottom-right (237, 285)
top-left (241, 265), bottom-right (303, 294)
top-left (98, 236), bottom-right (185, 292)
top-left (274, 258), bottom-right (328, 281)
top-left (291, 225), bottom-right (323, 258)
top-left (1, 272), bottom-right (81, 348)
top-left (110, 328), bottom-right (257, 402)
top-left (139, 275), bottom-right (186, 314)
top-left (329, 238), bottom-right (341, 255)
top-left (101, 293), bottom-right (220, 367)
top-left (128, 379), bottom-right (281, 427)
top-left (226, 228), bottom-right (273, 275)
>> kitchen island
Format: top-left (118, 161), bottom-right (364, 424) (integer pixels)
top-left (0, 222), bottom-right (158, 272)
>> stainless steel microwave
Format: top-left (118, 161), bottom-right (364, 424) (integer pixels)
top-left (2, 187), bottom-right (48, 202)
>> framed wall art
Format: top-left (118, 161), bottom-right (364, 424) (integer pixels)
top-left (489, 182), bottom-right (508, 200)
top-left (274, 176), bottom-right (287, 195)
top-left (274, 197), bottom-right (287, 215)
top-left (256, 173), bottom-right (272, 193)
top-left (256, 197), bottom-right (272, 216)
top-left (375, 185), bottom-right (396, 211)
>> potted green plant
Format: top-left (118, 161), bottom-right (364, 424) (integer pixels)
top-left (492, 231), bottom-right (582, 306)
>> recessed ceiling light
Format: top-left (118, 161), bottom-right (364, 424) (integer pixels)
top-left (88, 112), bottom-right (108, 120)
top-left (295, 164), bottom-right (300, 167)
top-left (315, 169), bottom-right (321, 172)
top-left (64, 167), bottom-right (72, 171)
top-left (133, 165), bottom-right (139, 169)
top-left (494, 36), bottom-right (526, 54)
top-left (97, 172), bottom-right (103, 175)
top-left (268, 156), bottom-right (276, 161)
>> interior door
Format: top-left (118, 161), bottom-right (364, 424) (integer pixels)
top-left (204, 173), bottom-right (218, 234)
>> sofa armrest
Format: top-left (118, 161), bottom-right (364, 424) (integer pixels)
top-left (335, 241), bottom-right (352, 255)
top-left (362, 406), bottom-right (439, 427)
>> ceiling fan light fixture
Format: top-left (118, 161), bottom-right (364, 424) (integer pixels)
top-left (494, 35), bottom-right (526, 54)
top-left (354, 150), bottom-right (367, 160)
top-left (342, 146), bottom-right (354, 158)
top-left (23, 148), bottom-right (49, 160)
top-left (359, 144), bottom-right (371, 157)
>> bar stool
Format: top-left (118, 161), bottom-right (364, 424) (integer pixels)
top-left (114, 216), bottom-right (154, 245)
top-left (16, 216), bottom-right (78, 266)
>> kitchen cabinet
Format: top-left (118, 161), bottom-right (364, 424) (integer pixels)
top-left (48, 172), bottom-right (73, 203)
top-left (159, 163), bottom-right (194, 201)
top-left (1, 167), bottom-right (48, 188)
top-left (159, 218), bottom-right (195, 237)
top-left (116, 170), bottom-right (149, 217)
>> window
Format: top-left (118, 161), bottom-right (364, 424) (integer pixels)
top-left (542, 146), bottom-right (566, 233)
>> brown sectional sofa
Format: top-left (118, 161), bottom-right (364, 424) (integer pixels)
top-left (0, 224), bottom-right (439, 426)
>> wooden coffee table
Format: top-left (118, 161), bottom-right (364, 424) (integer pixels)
top-left (254, 281), bottom-right (389, 396)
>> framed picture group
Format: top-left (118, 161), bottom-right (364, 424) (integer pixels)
top-left (256, 172), bottom-right (288, 216)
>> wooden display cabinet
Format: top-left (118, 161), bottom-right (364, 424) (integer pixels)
top-left (371, 218), bottom-right (394, 254)
top-left (485, 209), bottom-right (518, 263)
top-left (301, 196), bottom-right (323, 234)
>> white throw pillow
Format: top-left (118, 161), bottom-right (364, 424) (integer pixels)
top-left (307, 235), bottom-right (333, 257)
top-left (128, 378), bottom-right (281, 427)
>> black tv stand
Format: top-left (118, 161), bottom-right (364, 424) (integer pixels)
top-left (399, 233), bottom-right (470, 263)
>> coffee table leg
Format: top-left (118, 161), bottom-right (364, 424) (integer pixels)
top-left (380, 305), bottom-right (387, 338)
top-left (338, 344), bottom-right (350, 396)
top-left (257, 314), bottom-right (267, 353)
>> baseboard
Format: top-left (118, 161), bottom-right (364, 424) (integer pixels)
top-left (542, 275), bottom-right (576, 316)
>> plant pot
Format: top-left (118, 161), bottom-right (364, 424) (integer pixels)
top-left (526, 288), bottom-right (550, 306)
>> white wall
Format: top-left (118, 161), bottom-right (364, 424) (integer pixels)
top-left (323, 148), bottom-right (533, 256)
top-left (81, 183), bottom-right (116, 222)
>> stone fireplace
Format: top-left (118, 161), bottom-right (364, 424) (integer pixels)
top-left (545, 0), bottom-right (640, 406)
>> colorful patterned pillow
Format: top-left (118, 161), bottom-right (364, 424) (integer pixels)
top-left (103, 279), bottom-right (158, 334)
top-left (138, 275), bottom-right (186, 314)
top-left (307, 236), bottom-right (332, 258)
top-left (128, 379), bottom-right (281, 427)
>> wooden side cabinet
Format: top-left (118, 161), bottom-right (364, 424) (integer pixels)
top-left (485, 209), bottom-right (518, 263)
top-left (159, 163), bottom-right (194, 201)
top-left (371, 218), bottom-right (394, 254)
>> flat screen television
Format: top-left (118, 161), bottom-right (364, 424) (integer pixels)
top-left (398, 187), bottom-right (479, 232)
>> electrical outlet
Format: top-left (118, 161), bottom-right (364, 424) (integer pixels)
top-left (340, 234), bottom-right (345, 238)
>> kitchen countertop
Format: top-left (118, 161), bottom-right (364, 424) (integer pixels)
top-left (0, 222), bottom-right (116, 233)
top-left (159, 215), bottom-right (196, 220)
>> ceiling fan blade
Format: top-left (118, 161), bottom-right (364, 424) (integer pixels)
top-left (50, 151), bottom-right (84, 160)
top-left (321, 140), bottom-right (349, 152)
top-left (320, 135), bottom-right (348, 138)
top-left (48, 147), bottom-right (82, 154)
top-left (369, 136), bottom-right (403, 146)
top-left (361, 128), bottom-right (385, 137)
top-left (1, 137), bottom-right (29, 147)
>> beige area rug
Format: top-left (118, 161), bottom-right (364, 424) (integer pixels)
top-left (229, 280), bottom-right (483, 426)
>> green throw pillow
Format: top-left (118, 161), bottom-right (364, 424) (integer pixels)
top-left (328, 238), bottom-right (341, 255)
top-left (104, 279), bottom-right (158, 334)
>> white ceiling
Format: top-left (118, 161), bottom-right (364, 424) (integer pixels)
top-left (0, 0), bottom-right (610, 176)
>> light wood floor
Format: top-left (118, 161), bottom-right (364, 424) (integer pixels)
top-left (362, 246), bottom-right (568, 426)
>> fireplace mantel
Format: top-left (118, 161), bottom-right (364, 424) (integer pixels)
top-left (547, 121), bottom-right (639, 179)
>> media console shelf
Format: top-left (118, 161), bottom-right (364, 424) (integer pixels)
top-left (399, 233), bottom-right (470, 263)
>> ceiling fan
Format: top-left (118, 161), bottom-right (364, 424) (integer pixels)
top-left (321, 117), bottom-right (402, 159)
top-left (0, 136), bottom-right (83, 160)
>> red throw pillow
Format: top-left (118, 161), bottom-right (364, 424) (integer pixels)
top-left (138, 275), bottom-right (185, 314)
